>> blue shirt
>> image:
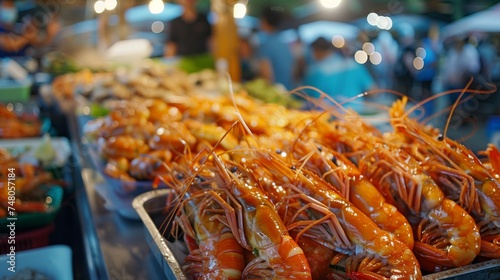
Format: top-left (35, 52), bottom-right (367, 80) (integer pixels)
top-left (258, 32), bottom-right (294, 90)
top-left (303, 52), bottom-right (375, 111)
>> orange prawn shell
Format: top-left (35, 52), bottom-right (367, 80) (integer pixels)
top-left (219, 161), bottom-right (312, 279)
top-left (147, 99), bottom-right (183, 123)
top-left (149, 122), bottom-right (197, 151)
top-left (0, 104), bottom-right (17, 119)
top-left (99, 136), bottom-right (150, 160)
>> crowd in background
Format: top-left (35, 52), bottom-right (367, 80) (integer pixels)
top-left (1, 0), bottom-right (499, 122)
top-left (236, 8), bottom-right (500, 121)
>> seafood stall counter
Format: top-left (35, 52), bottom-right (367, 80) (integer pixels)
top-left (50, 67), bottom-right (500, 280)
top-left (65, 111), bottom-right (166, 280)
top-left (68, 110), bottom-right (500, 280)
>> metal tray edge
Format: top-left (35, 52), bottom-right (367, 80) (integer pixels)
top-left (133, 190), bottom-right (500, 280)
top-left (132, 189), bottom-right (187, 280)
top-left (422, 258), bottom-right (500, 279)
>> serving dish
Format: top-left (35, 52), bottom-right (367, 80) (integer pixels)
top-left (85, 144), bottom-right (166, 219)
top-left (0, 136), bottom-right (72, 167)
top-left (0, 185), bottom-right (63, 232)
top-left (133, 189), bottom-right (500, 280)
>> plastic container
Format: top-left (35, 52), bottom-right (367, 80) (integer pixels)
top-left (0, 244), bottom-right (73, 280)
top-left (85, 143), bottom-right (168, 219)
top-left (0, 79), bottom-right (31, 103)
top-left (0, 223), bottom-right (55, 254)
top-left (0, 137), bottom-right (72, 168)
top-left (93, 178), bottom-right (156, 220)
top-left (86, 143), bottom-right (160, 193)
top-left (0, 185), bottom-right (64, 232)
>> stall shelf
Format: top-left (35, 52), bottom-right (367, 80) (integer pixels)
top-left (64, 106), bottom-right (165, 280)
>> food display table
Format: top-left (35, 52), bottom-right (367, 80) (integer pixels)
top-left (65, 109), bottom-right (165, 280)
top-left (46, 75), bottom-right (500, 280)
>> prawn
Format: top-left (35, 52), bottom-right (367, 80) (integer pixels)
top-left (389, 97), bottom-right (500, 259)
top-left (233, 147), bottom-right (421, 279)
top-left (154, 153), bottom-right (245, 280)
top-left (292, 96), bottom-right (480, 272)
top-left (289, 139), bottom-right (414, 249)
top-left (209, 153), bottom-right (312, 280)
top-left (228, 147), bottom-right (353, 279)
top-left (178, 191), bottom-right (246, 280)
top-left (480, 144), bottom-right (500, 179)
top-left (357, 143), bottom-right (480, 272)
top-left (98, 135), bottom-right (150, 160)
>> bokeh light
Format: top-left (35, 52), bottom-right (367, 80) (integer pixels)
top-left (149, 0), bottom-right (165, 14)
top-left (413, 57), bottom-right (424, 70)
top-left (377, 16), bottom-right (389, 30)
top-left (370, 51), bottom-right (382, 65)
top-left (385, 17), bottom-right (393, 30)
top-left (355, 50), bottom-right (368, 64)
top-left (151, 21), bottom-right (164, 33)
top-left (94, 0), bottom-right (105, 14)
top-left (367, 12), bottom-right (378, 26)
top-left (320, 0), bottom-right (342, 9)
top-left (233, 3), bottom-right (247, 19)
top-left (416, 47), bottom-right (427, 59)
top-left (362, 42), bottom-right (375, 55)
top-left (332, 35), bottom-right (345, 48)
top-left (104, 0), bottom-right (117, 11)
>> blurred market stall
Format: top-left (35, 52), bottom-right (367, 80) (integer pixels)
top-left (441, 3), bottom-right (500, 40)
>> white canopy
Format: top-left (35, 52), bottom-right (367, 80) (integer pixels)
top-left (298, 21), bottom-right (360, 44)
top-left (442, 3), bottom-right (500, 40)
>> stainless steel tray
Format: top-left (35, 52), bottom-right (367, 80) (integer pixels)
top-left (422, 258), bottom-right (500, 279)
top-left (133, 189), bottom-right (500, 280)
top-left (133, 189), bottom-right (188, 280)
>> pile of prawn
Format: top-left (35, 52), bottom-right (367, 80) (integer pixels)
top-left (51, 63), bottom-right (220, 102)
top-left (82, 77), bottom-right (500, 279)
top-left (0, 104), bottom-right (41, 139)
top-left (0, 148), bottom-right (62, 218)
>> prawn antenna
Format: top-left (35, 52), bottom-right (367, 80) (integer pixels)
top-left (405, 77), bottom-right (496, 129)
top-left (289, 86), bottom-right (347, 117)
top-left (156, 120), bottom-right (242, 238)
top-left (442, 77), bottom-right (491, 140)
top-left (226, 73), bottom-right (253, 137)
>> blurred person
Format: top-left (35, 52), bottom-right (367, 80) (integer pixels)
top-left (411, 35), bottom-right (439, 115)
top-left (291, 36), bottom-right (310, 86)
top-left (256, 5), bottom-right (294, 90)
top-left (303, 37), bottom-right (376, 112)
top-left (239, 35), bottom-right (257, 81)
top-left (164, 0), bottom-right (212, 57)
top-left (415, 25), bottom-right (440, 93)
top-left (442, 35), bottom-right (481, 97)
top-left (463, 33), bottom-right (498, 119)
top-left (439, 35), bottom-right (482, 123)
top-left (0, 0), bottom-right (60, 57)
top-left (372, 30), bottom-right (398, 90)
top-left (393, 23), bottom-right (417, 96)
top-left (393, 23), bottom-right (439, 117)
top-left (475, 33), bottom-right (497, 82)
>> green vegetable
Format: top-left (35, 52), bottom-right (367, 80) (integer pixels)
top-left (90, 103), bottom-right (109, 118)
top-left (34, 134), bottom-right (56, 165)
top-left (244, 78), bottom-right (303, 108)
top-left (178, 53), bottom-right (215, 74)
